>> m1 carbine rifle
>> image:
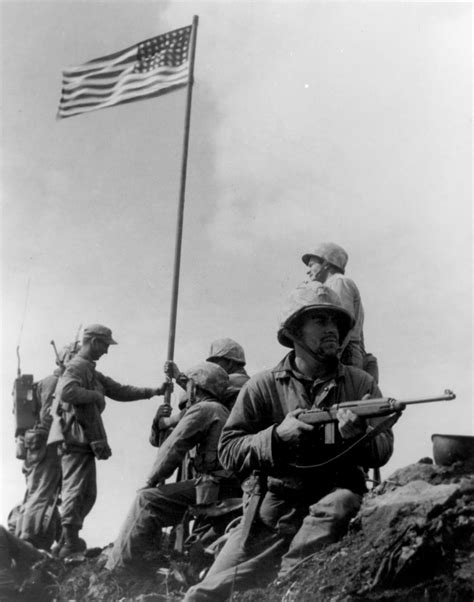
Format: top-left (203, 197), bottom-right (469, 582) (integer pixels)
top-left (298, 390), bottom-right (456, 425)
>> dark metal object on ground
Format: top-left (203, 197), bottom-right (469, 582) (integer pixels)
top-left (431, 433), bottom-right (474, 468)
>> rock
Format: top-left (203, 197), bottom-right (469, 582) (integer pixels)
top-left (361, 479), bottom-right (460, 544)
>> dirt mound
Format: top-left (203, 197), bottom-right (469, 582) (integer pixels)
top-left (37, 460), bottom-right (473, 602)
top-left (237, 460), bottom-right (474, 602)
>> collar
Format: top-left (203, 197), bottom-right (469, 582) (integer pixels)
top-left (272, 351), bottom-right (346, 382)
top-left (74, 354), bottom-right (96, 368)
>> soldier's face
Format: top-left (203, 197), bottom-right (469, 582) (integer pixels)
top-left (306, 257), bottom-right (327, 283)
top-left (209, 357), bottom-right (232, 374)
top-left (91, 338), bottom-right (110, 360)
top-left (299, 310), bottom-right (340, 357)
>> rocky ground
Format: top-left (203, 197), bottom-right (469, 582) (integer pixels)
top-left (18, 459), bottom-right (474, 602)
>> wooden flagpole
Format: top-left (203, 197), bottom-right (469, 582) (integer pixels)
top-left (163, 15), bottom-right (199, 405)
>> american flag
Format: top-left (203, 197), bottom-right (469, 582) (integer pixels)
top-left (57, 25), bottom-right (192, 118)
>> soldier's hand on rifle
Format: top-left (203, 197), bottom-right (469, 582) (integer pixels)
top-left (337, 408), bottom-right (367, 439)
top-left (276, 408), bottom-right (314, 445)
top-left (164, 360), bottom-right (181, 380)
top-left (154, 382), bottom-right (171, 396)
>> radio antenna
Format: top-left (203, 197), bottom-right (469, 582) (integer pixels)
top-left (16, 278), bottom-right (31, 376)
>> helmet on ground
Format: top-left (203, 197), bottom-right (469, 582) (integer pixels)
top-left (302, 242), bottom-right (349, 274)
top-left (207, 338), bottom-right (246, 365)
top-left (185, 362), bottom-right (229, 399)
top-left (277, 281), bottom-right (354, 348)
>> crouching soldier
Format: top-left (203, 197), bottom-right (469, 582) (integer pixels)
top-left (184, 282), bottom-right (394, 601)
top-left (105, 362), bottom-right (241, 572)
top-left (0, 525), bottom-right (52, 600)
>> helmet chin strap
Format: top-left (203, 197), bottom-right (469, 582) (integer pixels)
top-left (282, 329), bottom-right (341, 362)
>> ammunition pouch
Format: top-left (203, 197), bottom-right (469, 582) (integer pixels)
top-left (24, 428), bottom-right (48, 451)
top-left (24, 429), bottom-right (48, 464)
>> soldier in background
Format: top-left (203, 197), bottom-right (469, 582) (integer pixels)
top-left (52, 324), bottom-right (168, 559)
top-left (15, 342), bottom-right (79, 550)
top-left (302, 242), bottom-right (378, 379)
top-left (206, 338), bottom-right (250, 406)
top-left (150, 338), bottom-right (250, 442)
top-left (0, 525), bottom-right (51, 601)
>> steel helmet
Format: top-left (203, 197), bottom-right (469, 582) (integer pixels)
top-left (277, 282), bottom-right (354, 348)
top-left (302, 242), bottom-right (349, 274)
top-left (185, 362), bottom-right (230, 399)
top-left (207, 338), bottom-right (246, 365)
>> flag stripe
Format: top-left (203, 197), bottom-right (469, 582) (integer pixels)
top-left (57, 24), bottom-right (192, 118)
top-left (61, 63), bottom-right (189, 94)
top-left (58, 81), bottom-right (188, 118)
top-left (59, 68), bottom-right (189, 107)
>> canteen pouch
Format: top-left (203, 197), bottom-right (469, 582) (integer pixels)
top-left (24, 429), bottom-right (47, 464)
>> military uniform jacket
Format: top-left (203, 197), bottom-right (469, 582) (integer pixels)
top-left (147, 395), bottom-right (232, 486)
top-left (57, 355), bottom-right (155, 448)
top-left (34, 372), bottom-right (60, 432)
top-left (218, 352), bottom-right (394, 498)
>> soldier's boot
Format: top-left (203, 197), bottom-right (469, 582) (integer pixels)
top-left (58, 525), bottom-right (86, 559)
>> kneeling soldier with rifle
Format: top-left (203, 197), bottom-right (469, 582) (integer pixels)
top-left (105, 362), bottom-right (241, 572)
top-left (184, 281), bottom-right (396, 601)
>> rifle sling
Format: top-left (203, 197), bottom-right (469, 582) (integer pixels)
top-left (288, 411), bottom-right (400, 470)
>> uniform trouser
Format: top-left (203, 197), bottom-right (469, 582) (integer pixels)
top-left (0, 525), bottom-right (44, 596)
top-left (17, 445), bottom-right (61, 546)
top-left (184, 488), bottom-right (361, 601)
top-left (106, 479), bottom-right (197, 571)
top-left (60, 450), bottom-right (97, 529)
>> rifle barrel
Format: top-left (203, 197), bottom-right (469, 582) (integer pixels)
top-left (398, 389), bottom-right (456, 406)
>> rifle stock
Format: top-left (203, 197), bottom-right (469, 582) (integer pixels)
top-left (299, 390), bottom-right (455, 425)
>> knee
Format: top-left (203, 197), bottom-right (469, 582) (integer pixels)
top-left (309, 489), bottom-right (361, 521)
top-left (137, 487), bottom-right (159, 506)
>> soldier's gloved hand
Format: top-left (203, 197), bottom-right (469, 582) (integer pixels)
top-left (275, 408), bottom-right (314, 445)
top-left (156, 403), bottom-right (172, 419)
top-left (337, 408), bottom-right (367, 439)
top-left (154, 381), bottom-right (171, 396)
top-left (164, 360), bottom-right (181, 380)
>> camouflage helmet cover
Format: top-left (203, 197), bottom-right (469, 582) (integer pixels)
top-left (277, 281), bottom-right (354, 348)
top-left (207, 338), bottom-right (246, 365)
top-left (185, 361), bottom-right (230, 399)
top-left (302, 242), bottom-right (349, 274)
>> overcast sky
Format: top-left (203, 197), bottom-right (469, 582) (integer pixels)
top-left (1, 1), bottom-right (472, 548)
